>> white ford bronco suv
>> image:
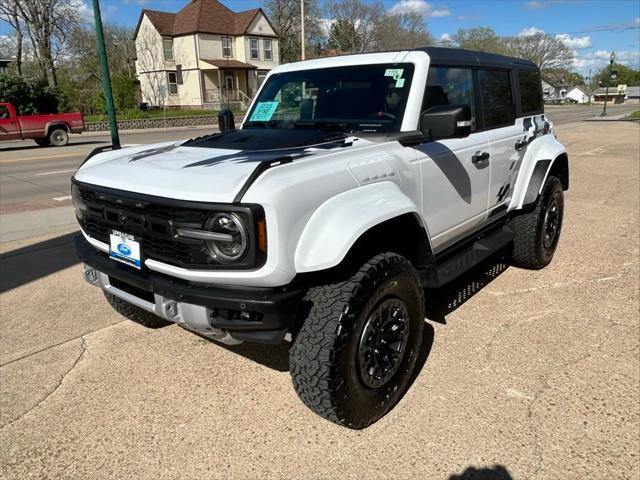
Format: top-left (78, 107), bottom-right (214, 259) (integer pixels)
top-left (73, 48), bottom-right (568, 429)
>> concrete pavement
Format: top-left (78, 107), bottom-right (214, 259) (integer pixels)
top-left (0, 121), bottom-right (638, 479)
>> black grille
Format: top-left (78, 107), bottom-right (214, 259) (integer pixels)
top-left (77, 184), bottom-right (218, 268)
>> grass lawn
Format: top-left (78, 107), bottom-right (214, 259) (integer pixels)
top-left (630, 111), bottom-right (640, 118)
top-left (85, 109), bottom-right (222, 123)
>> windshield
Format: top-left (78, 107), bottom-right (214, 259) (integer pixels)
top-left (244, 63), bottom-right (415, 133)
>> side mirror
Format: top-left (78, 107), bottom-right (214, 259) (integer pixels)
top-left (218, 108), bottom-right (235, 133)
top-left (419, 104), bottom-right (472, 141)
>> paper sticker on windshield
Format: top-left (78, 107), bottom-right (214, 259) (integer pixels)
top-left (395, 78), bottom-right (405, 88)
top-left (385, 68), bottom-right (404, 80)
top-left (250, 101), bottom-right (279, 121)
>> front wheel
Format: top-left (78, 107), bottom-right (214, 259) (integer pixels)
top-left (510, 175), bottom-right (564, 269)
top-left (49, 128), bottom-right (69, 147)
top-left (289, 252), bottom-right (425, 429)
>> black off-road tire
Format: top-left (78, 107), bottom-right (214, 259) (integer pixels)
top-left (510, 175), bottom-right (564, 269)
top-left (49, 128), bottom-right (69, 147)
top-left (289, 252), bottom-right (425, 429)
top-left (34, 137), bottom-right (51, 147)
top-left (104, 292), bottom-right (171, 328)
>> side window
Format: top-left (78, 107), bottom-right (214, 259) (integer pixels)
top-left (263, 39), bottom-right (272, 61)
top-left (424, 67), bottom-right (476, 130)
top-left (250, 38), bottom-right (259, 60)
top-left (163, 38), bottom-right (174, 61)
top-left (518, 70), bottom-right (543, 115)
top-left (0, 105), bottom-right (9, 119)
top-left (222, 37), bottom-right (232, 58)
top-left (167, 72), bottom-right (178, 95)
top-left (478, 69), bottom-right (515, 128)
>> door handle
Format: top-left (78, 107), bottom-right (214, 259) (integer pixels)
top-left (515, 139), bottom-right (527, 151)
top-left (472, 151), bottom-right (490, 166)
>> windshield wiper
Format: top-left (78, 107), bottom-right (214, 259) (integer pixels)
top-left (293, 121), bottom-right (351, 133)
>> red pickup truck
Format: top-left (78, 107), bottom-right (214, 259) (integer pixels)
top-left (0, 102), bottom-right (84, 147)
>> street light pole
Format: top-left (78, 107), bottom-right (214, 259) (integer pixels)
top-left (601, 52), bottom-right (615, 117)
top-left (92, 0), bottom-right (120, 148)
top-left (300, 0), bottom-right (305, 61)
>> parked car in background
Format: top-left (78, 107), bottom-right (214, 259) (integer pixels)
top-left (0, 102), bottom-right (84, 146)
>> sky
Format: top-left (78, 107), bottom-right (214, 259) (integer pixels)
top-left (1, 0), bottom-right (639, 76)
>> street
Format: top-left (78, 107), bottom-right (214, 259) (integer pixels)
top-left (0, 118), bottom-right (639, 479)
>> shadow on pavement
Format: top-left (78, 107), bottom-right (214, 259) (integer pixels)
top-left (449, 465), bottom-right (513, 479)
top-left (0, 231), bottom-right (80, 293)
top-left (0, 140), bottom-right (106, 153)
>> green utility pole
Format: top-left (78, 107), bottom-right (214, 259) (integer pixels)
top-left (601, 52), bottom-right (615, 117)
top-left (92, 0), bottom-right (120, 148)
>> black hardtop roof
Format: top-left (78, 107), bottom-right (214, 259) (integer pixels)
top-left (413, 47), bottom-right (538, 70)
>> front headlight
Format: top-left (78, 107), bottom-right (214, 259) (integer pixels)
top-left (203, 213), bottom-right (248, 263)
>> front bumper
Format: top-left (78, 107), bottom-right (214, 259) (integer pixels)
top-left (75, 235), bottom-right (304, 344)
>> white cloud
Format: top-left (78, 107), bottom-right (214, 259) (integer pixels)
top-left (123, 0), bottom-right (149, 5)
top-left (390, 1), bottom-right (451, 18)
top-left (518, 27), bottom-right (545, 37)
top-left (555, 34), bottom-right (592, 49)
top-left (439, 33), bottom-right (452, 42)
top-left (526, 1), bottom-right (545, 9)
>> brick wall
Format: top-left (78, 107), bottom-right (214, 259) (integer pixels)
top-left (84, 115), bottom-right (220, 132)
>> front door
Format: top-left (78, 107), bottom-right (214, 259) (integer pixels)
top-left (0, 104), bottom-right (21, 141)
top-left (415, 67), bottom-right (491, 252)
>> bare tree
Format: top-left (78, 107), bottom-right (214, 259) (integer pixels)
top-left (13, 0), bottom-right (81, 86)
top-left (263, 0), bottom-right (322, 63)
top-left (451, 27), bottom-right (505, 54)
top-left (503, 33), bottom-right (574, 71)
top-left (325, 0), bottom-right (384, 54)
top-left (376, 11), bottom-right (434, 51)
top-left (0, 1), bottom-right (24, 76)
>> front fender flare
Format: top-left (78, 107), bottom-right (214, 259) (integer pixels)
top-left (294, 181), bottom-right (423, 273)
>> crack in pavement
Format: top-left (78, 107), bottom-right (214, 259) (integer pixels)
top-left (0, 320), bottom-right (124, 368)
top-left (1, 336), bottom-right (87, 430)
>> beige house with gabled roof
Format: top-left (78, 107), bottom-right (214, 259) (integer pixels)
top-left (133, 0), bottom-right (279, 110)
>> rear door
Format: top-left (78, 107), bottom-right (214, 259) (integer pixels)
top-left (478, 69), bottom-right (522, 218)
top-left (415, 66), bottom-right (491, 252)
top-left (0, 104), bottom-right (21, 141)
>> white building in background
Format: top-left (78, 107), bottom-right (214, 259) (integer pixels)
top-left (566, 86), bottom-right (590, 104)
top-left (133, 0), bottom-right (279, 110)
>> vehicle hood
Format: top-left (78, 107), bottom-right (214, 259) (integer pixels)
top-left (74, 129), bottom-right (359, 203)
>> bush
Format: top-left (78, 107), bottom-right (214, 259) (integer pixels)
top-left (92, 74), bottom-right (137, 114)
top-left (0, 74), bottom-right (63, 114)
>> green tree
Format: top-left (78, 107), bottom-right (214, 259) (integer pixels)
top-left (0, 73), bottom-right (62, 114)
top-left (593, 63), bottom-right (640, 87)
top-left (376, 12), bottom-right (434, 50)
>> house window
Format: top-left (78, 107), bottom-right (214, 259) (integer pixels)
top-left (250, 38), bottom-right (259, 60)
top-left (263, 39), bottom-right (272, 61)
top-left (163, 38), bottom-right (174, 61)
top-left (167, 71), bottom-right (178, 95)
top-left (222, 36), bottom-right (232, 58)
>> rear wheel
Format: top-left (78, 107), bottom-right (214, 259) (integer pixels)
top-left (34, 137), bottom-right (50, 147)
top-left (49, 128), bottom-right (69, 147)
top-left (289, 252), bottom-right (424, 429)
top-left (104, 292), bottom-right (171, 329)
top-left (510, 175), bottom-right (564, 269)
